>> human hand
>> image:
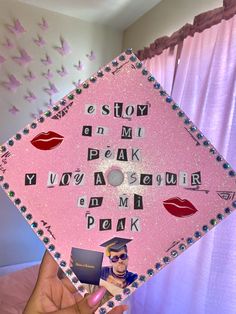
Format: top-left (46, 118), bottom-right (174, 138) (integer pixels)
top-left (23, 251), bottom-right (128, 314)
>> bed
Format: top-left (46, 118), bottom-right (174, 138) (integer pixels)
top-left (0, 263), bottom-right (39, 314)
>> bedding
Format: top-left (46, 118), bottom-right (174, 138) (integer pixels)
top-left (0, 264), bottom-right (39, 314)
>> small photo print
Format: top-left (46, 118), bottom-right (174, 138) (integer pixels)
top-left (99, 237), bottom-right (138, 294)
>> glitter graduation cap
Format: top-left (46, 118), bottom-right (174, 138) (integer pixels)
top-left (1, 48), bottom-right (236, 313)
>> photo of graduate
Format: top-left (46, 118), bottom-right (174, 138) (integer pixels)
top-left (100, 237), bottom-right (138, 289)
top-left (58, 238), bottom-right (138, 305)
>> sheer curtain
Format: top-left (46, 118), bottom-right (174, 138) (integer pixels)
top-left (143, 46), bottom-right (178, 95)
top-left (127, 14), bottom-right (236, 314)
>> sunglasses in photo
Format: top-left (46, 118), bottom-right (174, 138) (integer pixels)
top-left (109, 253), bottom-right (128, 263)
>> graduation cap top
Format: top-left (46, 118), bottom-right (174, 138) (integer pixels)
top-left (100, 237), bottom-right (132, 255)
top-left (1, 49), bottom-right (236, 313)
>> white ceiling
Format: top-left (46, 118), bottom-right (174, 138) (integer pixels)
top-left (17, 0), bottom-right (162, 30)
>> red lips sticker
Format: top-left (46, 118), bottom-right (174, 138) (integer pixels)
top-left (163, 197), bottom-right (198, 217)
top-left (31, 131), bottom-right (64, 150)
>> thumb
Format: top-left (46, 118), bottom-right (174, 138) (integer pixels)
top-left (55, 291), bottom-right (128, 314)
top-left (86, 287), bottom-right (107, 308)
top-left (56, 287), bottom-right (107, 314)
top-left (38, 250), bottom-right (59, 282)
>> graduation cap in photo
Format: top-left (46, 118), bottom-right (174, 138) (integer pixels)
top-left (71, 247), bottom-right (104, 286)
top-left (100, 237), bottom-right (132, 256)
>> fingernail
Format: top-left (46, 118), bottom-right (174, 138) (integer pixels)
top-left (87, 287), bottom-right (107, 307)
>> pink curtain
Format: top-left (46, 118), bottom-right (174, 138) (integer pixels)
top-left (143, 46), bottom-right (178, 95)
top-left (172, 16), bottom-right (236, 165)
top-left (128, 14), bottom-right (236, 314)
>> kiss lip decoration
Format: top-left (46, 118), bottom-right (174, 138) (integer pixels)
top-left (87, 287), bottom-right (107, 307)
top-left (31, 131), bottom-right (64, 150)
top-left (163, 197), bottom-right (198, 217)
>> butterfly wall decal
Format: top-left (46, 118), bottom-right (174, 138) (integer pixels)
top-left (24, 70), bottom-right (36, 82)
top-left (54, 36), bottom-right (71, 56)
top-left (41, 53), bottom-right (52, 66)
top-left (2, 37), bottom-right (14, 49)
top-left (6, 18), bottom-right (26, 35)
top-left (44, 98), bottom-right (53, 108)
top-left (42, 69), bottom-right (53, 80)
top-left (43, 82), bottom-right (59, 95)
top-left (12, 48), bottom-right (32, 66)
top-left (0, 55), bottom-right (6, 65)
top-left (57, 65), bottom-right (68, 77)
top-left (24, 90), bottom-right (37, 103)
top-left (1, 74), bottom-right (21, 92)
top-left (30, 112), bottom-right (38, 119)
top-left (38, 17), bottom-right (48, 31)
top-left (86, 50), bottom-right (96, 61)
top-left (74, 60), bottom-right (84, 71)
top-left (33, 34), bottom-right (46, 47)
top-left (8, 105), bottom-right (20, 115)
top-left (30, 109), bottom-right (44, 119)
top-left (72, 79), bottom-right (82, 88)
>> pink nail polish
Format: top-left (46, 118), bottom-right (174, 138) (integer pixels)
top-left (87, 287), bottom-right (107, 307)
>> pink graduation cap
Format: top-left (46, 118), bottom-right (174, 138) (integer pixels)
top-left (1, 49), bottom-right (236, 313)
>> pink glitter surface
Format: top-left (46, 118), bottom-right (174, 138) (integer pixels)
top-left (1, 51), bottom-right (235, 312)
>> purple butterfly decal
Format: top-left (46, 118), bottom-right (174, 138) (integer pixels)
top-left (54, 37), bottom-right (71, 56)
top-left (44, 97), bottom-right (53, 108)
top-left (74, 60), bottom-right (83, 71)
top-left (42, 69), bottom-right (53, 80)
top-left (86, 50), bottom-right (96, 61)
top-left (1, 74), bottom-right (21, 92)
top-left (9, 105), bottom-right (20, 115)
top-left (33, 34), bottom-right (46, 47)
top-left (30, 112), bottom-right (37, 119)
top-left (6, 19), bottom-right (25, 35)
top-left (24, 70), bottom-right (36, 82)
top-left (57, 65), bottom-right (68, 77)
top-left (12, 48), bottom-right (32, 66)
top-left (72, 79), bottom-right (81, 88)
top-left (24, 90), bottom-right (37, 103)
top-left (43, 82), bottom-right (58, 95)
top-left (38, 17), bottom-right (48, 31)
top-left (30, 109), bottom-right (44, 119)
top-left (41, 53), bottom-right (52, 66)
top-left (2, 37), bottom-right (14, 49)
top-left (0, 55), bottom-right (6, 65)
